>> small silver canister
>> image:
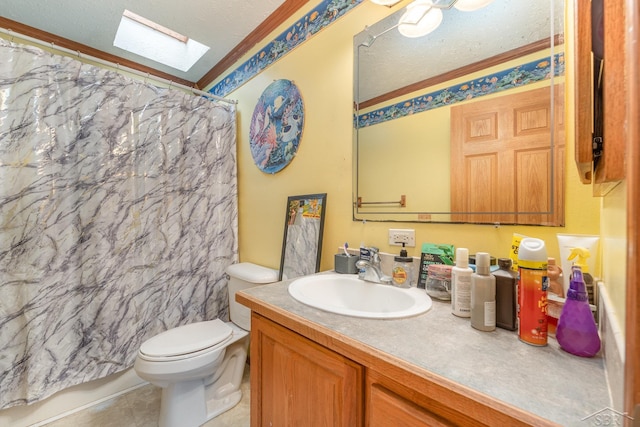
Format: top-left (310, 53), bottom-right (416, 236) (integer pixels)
top-left (334, 253), bottom-right (358, 274)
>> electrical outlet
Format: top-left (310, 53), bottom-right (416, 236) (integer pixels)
top-left (388, 229), bottom-right (415, 247)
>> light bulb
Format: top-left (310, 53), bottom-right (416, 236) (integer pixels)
top-left (398, 0), bottom-right (443, 38)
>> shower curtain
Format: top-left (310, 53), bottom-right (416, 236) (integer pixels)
top-left (0, 39), bottom-right (238, 409)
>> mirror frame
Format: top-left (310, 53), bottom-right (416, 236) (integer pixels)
top-left (353, 1), bottom-right (564, 225)
top-left (279, 193), bottom-right (327, 281)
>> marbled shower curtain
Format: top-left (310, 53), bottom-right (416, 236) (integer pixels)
top-left (0, 39), bottom-right (238, 409)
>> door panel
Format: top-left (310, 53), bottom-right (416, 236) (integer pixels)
top-left (451, 85), bottom-right (564, 225)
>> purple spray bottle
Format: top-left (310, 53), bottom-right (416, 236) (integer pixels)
top-left (556, 265), bottom-right (601, 357)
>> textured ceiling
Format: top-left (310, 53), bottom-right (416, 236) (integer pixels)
top-left (0, 0), bottom-right (287, 86)
top-left (355, 0), bottom-right (565, 103)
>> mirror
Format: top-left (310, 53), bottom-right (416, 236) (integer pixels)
top-left (279, 193), bottom-right (327, 281)
top-left (353, 0), bottom-right (565, 225)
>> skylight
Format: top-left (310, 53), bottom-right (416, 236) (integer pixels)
top-left (113, 10), bottom-right (209, 72)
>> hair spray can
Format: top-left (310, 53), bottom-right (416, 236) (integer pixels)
top-left (517, 238), bottom-right (549, 346)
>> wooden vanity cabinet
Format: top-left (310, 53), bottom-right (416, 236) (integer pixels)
top-left (250, 312), bottom-right (551, 427)
top-left (249, 313), bottom-right (364, 426)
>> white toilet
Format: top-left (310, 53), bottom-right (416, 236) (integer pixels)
top-left (134, 262), bottom-right (278, 427)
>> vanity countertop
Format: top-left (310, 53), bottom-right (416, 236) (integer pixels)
top-left (237, 272), bottom-right (612, 427)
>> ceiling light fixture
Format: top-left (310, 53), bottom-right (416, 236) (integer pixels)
top-left (394, 0), bottom-right (495, 38)
top-left (398, 0), bottom-right (443, 38)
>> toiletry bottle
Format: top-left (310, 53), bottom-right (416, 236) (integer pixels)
top-left (392, 243), bottom-right (413, 288)
top-left (517, 238), bottom-right (548, 346)
top-left (567, 247), bottom-right (595, 305)
top-left (426, 264), bottom-right (453, 300)
top-left (547, 257), bottom-right (564, 297)
top-left (451, 248), bottom-right (472, 318)
top-left (358, 243), bottom-right (371, 280)
top-left (492, 258), bottom-right (517, 331)
top-left (470, 252), bottom-right (496, 331)
top-left (556, 265), bottom-right (601, 357)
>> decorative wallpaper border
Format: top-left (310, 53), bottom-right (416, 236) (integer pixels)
top-left (357, 52), bottom-right (565, 128)
top-left (209, 0), bottom-right (364, 98)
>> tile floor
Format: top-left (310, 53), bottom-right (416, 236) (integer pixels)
top-left (43, 364), bottom-right (250, 427)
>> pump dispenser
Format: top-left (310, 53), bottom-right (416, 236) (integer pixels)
top-left (556, 265), bottom-right (601, 357)
top-left (392, 243), bottom-right (413, 288)
top-left (567, 247), bottom-right (595, 305)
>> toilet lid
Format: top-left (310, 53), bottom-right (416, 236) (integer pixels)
top-left (140, 319), bottom-right (232, 358)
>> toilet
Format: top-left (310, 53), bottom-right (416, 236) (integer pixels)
top-left (134, 262), bottom-right (278, 427)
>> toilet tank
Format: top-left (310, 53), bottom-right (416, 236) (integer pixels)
top-left (226, 262), bottom-right (279, 331)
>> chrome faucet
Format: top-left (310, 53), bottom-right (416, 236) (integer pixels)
top-left (355, 247), bottom-right (391, 284)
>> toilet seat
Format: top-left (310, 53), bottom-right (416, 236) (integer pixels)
top-left (139, 319), bottom-right (233, 362)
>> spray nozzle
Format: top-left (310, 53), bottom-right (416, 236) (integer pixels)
top-left (567, 265), bottom-right (588, 301)
top-left (567, 247), bottom-right (590, 273)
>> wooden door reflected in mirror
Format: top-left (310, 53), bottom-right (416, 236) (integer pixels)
top-left (450, 85), bottom-right (564, 225)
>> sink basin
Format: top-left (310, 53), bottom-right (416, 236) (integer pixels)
top-left (288, 273), bottom-right (432, 319)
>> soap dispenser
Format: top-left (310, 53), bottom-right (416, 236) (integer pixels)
top-left (392, 243), bottom-right (413, 288)
top-left (556, 265), bottom-right (601, 357)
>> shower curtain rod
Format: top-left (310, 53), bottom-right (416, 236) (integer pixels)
top-left (0, 27), bottom-right (238, 105)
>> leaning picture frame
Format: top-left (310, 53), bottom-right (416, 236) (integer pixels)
top-left (278, 193), bottom-right (327, 281)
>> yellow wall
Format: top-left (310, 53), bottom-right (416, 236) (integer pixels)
top-left (600, 182), bottom-right (627, 329)
top-left (216, 2), bottom-right (601, 279)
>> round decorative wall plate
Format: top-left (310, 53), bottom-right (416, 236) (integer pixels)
top-left (249, 79), bottom-right (304, 174)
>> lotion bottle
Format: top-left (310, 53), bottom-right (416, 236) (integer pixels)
top-left (492, 258), bottom-right (518, 331)
top-left (471, 252), bottom-right (496, 331)
top-left (451, 248), bottom-right (472, 317)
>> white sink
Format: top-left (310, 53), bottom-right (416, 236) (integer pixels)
top-left (288, 273), bottom-right (432, 319)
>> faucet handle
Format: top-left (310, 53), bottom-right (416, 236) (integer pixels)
top-left (370, 247), bottom-right (381, 263)
top-left (369, 246), bottom-right (379, 254)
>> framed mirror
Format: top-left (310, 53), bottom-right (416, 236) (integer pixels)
top-left (279, 193), bottom-right (327, 281)
top-left (353, 0), bottom-right (565, 225)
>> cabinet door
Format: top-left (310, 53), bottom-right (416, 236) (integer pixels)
top-left (367, 370), bottom-right (467, 427)
top-left (368, 382), bottom-right (454, 427)
top-left (366, 369), bottom-right (539, 427)
top-left (250, 313), bottom-right (363, 427)
top-left (595, 0), bottom-right (626, 194)
top-left (572, 0), bottom-right (626, 195)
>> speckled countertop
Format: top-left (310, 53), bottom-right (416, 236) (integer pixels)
top-left (238, 272), bottom-right (611, 427)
